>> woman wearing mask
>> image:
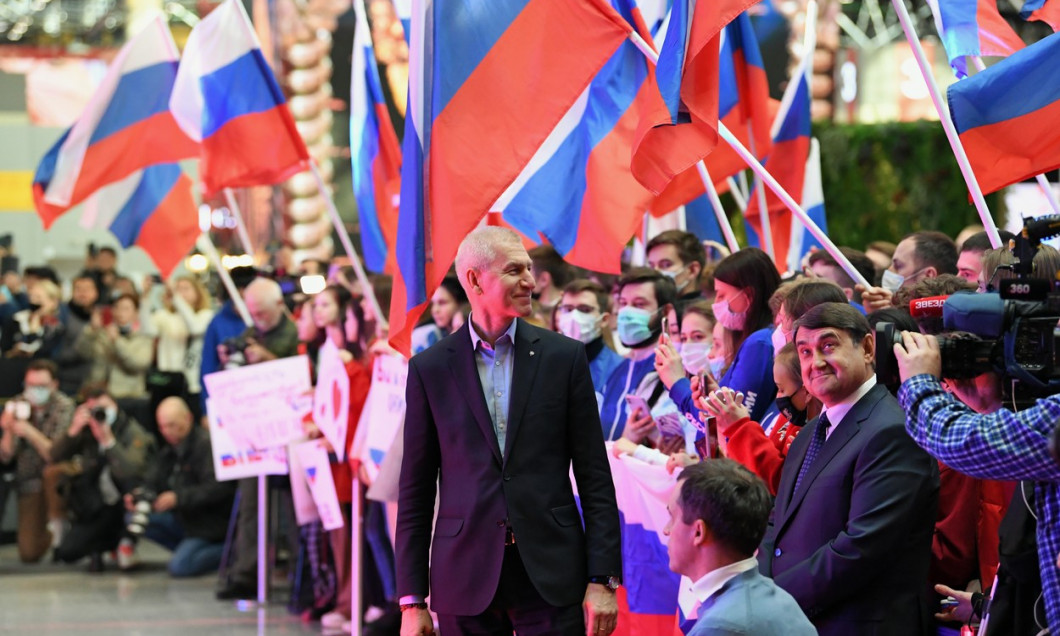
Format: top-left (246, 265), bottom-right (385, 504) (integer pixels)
top-left (701, 248), bottom-right (780, 423)
top-left (654, 301), bottom-right (716, 408)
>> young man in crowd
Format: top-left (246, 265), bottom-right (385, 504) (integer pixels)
top-left (528, 244), bottom-right (573, 313)
top-left (665, 460), bottom-right (815, 636)
top-left (860, 231), bottom-right (958, 312)
top-left (646, 230), bottom-right (706, 306)
top-left (555, 279), bottom-right (622, 404)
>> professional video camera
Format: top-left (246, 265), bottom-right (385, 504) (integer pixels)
top-left (877, 214), bottom-right (1060, 407)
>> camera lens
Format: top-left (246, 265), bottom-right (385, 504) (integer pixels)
top-left (90, 407), bottom-right (107, 423)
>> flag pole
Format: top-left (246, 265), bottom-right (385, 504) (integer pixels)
top-left (968, 55), bottom-right (1060, 216)
top-left (696, 163), bottom-right (740, 252)
top-left (309, 161), bottom-right (389, 330)
top-left (627, 31), bottom-right (740, 253)
top-left (196, 233), bottom-right (253, 327)
top-left (747, 125), bottom-right (776, 262)
top-left (717, 122), bottom-right (873, 289)
top-left (890, 0), bottom-right (1002, 248)
top-left (223, 188), bottom-right (256, 256)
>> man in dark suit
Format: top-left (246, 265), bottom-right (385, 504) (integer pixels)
top-left (397, 227), bottom-right (622, 636)
top-left (758, 302), bottom-right (939, 635)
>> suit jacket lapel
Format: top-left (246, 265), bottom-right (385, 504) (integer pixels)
top-left (504, 319), bottom-right (541, 462)
top-left (447, 322), bottom-right (503, 466)
top-left (775, 387), bottom-right (887, 533)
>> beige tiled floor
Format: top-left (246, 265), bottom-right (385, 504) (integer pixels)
top-left (0, 542), bottom-right (328, 635)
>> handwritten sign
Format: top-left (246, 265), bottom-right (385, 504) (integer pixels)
top-left (290, 439), bottom-right (343, 531)
top-left (207, 398), bottom-right (289, 481)
top-left (313, 340), bottom-right (350, 462)
top-left (352, 353), bottom-right (408, 482)
top-left (204, 355), bottom-right (312, 450)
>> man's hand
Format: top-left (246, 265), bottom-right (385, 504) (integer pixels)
top-left (894, 331), bottom-right (942, 381)
top-left (68, 407), bottom-right (91, 437)
top-left (856, 284), bottom-right (893, 313)
top-left (622, 407), bottom-right (655, 445)
top-left (89, 418), bottom-right (115, 447)
top-left (933, 584), bottom-right (975, 624)
top-left (243, 339), bottom-right (275, 364)
top-left (153, 491), bottom-right (177, 512)
top-left (653, 340), bottom-right (686, 390)
top-left (399, 607), bottom-right (435, 636)
top-left (583, 583), bottom-right (618, 636)
top-left (611, 437), bottom-right (638, 458)
top-left (698, 388), bottom-right (749, 436)
top-left (666, 451), bottom-right (699, 475)
top-left (123, 493), bottom-right (135, 511)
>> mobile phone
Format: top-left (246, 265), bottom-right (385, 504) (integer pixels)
top-left (624, 394), bottom-right (650, 418)
top-left (693, 415), bottom-right (719, 459)
top-left (939, 597), bottom-right (959, 609)
top-left (660, 315), bottom-right (670, 341)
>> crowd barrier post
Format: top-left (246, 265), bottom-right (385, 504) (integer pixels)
top-left (257, 473), bottom-right (267, 604)
top-left (309, 161), bottom-right (388, 332)
top-left (889, 0), bottom-right (1002, 248)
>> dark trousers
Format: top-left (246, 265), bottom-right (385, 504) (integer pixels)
top-left (437, 544), bottom-right (583, 636)
top-left (54, 503), bottom-right (124, 562)
top-left (142, 511), bottom-right (225, 577)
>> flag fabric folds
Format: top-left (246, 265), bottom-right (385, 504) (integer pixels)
top-left (32, 15), bottom-right (196, 229)
top-left (1021, 0), bottom-right (1060, 31)
top-left (926, 0), bottom-right (1025, 78)
top-left (744, 61), bottom-right (812, 272)
top-left (388, 0), bottom-right (632, 355)
top-left (492, 0), bottom-right (656, 274)
top-left (948, 32), bottom-right (1060, 195)
top-left (631, 0), bottom-right (763, 196)
top-left (79, 164), bottom-right (199, 278)
top-left (351, 0), bottom-right (402, 274)
top-left (170, 0), bottom-right (310, 195)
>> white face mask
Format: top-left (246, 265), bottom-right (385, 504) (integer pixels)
top-left (557, 310), bottom-right (602, 344)
top-left (679, 341), bottom-right (712, 375)
top-left (880, 269), bottom-right (905, 293)
top-left (707, 356), bottom-right (727, 380)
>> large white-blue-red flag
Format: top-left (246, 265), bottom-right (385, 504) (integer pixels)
top-left (926, 0), bottom-right (1024, 78)
top-left (170, 0), bottom-right (310, 195)
top-left (491, 0), bottom-right (657, 274)
top-left (631, 0), bottom-right (763, 196)
top-left (743, 56), bottom-right (824, 273)
top-left (388, 0), bottom-right (633, 355)
top-left (32, 15), bottom-right (197, 229)
top-left (351, 0), bottom-right (402, 274)
top-left (948, 31), bottom-right (1060, 195)
top-left (77, 164), bottom-right (199, 278)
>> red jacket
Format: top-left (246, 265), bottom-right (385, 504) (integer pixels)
top-left (723, 414), bottom-right (800, 495)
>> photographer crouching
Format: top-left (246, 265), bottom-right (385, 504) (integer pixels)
top-left (894, 330), bottom-right (1060, 632)
top-left (118, 397), bottom-right (235, 576)
top-left (50, 383), bottom-right (155, 571)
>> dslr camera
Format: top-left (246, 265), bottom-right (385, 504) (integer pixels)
top-left (126, 488), bottom-right (157, 537)
top-left (221, 335), bottom-right (249, 369)
top-left (878, 215), bottom-right (1060, 408)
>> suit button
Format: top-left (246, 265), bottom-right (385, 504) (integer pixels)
top-left (503, 474), bottom-right (511, 481)
top-left (774, 548), bottom-right (782, 557)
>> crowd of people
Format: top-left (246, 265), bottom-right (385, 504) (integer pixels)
top-left (2, 223), bottom-right (1059, 635)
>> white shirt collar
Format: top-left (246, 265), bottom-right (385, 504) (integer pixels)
top-left (468, 312), bottom-right (517, 351)
top-left (822, 375), bottom-right (876, 439)
top-left (677, 556), bottom-right (758, 618)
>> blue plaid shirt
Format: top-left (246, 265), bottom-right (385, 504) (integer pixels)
top-left (898, 374), bottom-right (1060, 630)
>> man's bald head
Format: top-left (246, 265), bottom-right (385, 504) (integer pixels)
top-left (243, 277), bottom-right (285, 332)
top-left (157, 397), bottom-right (193, 446)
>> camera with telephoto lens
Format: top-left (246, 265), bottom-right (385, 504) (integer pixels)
top-left (221, 335), bottom-right (249, 369)
top-left (877, 215), bottom-right (1060, 409)
top-left (90, 406), bottom-right (108, 423)
top-left (126, 488), bottom-right (156, 537)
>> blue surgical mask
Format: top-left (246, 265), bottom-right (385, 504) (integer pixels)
top-left (707, 356), bottom-right (726, 379)
top-left (24, 386), bottom-right (51, 406)
top-left (616, 306), bottom-right (655, 347)
top-left (880, 269), bottom-right (905, 293)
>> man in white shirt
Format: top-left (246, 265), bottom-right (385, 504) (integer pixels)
top-left (665, 459), bottom-right (814, 635)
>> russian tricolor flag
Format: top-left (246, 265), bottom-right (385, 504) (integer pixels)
top-left (170, 0), bottom-right (310, 195)
top-left (927, 0), bottom-right (1025, 78)
top-left (32, 15), bottom-right (197, 229)
top-left (351, 0), bottom-right (402, 274)
top-left (79, 164), bottom-right (199, 278)
top-left (490, 0), bottom-right (658, 274)
top-left (948, 32), bottom-right (1060, 195)
top-left (744, 58), bottom-right (812, 272)
top-left (631, 0), bottom-right (764, 197)
top-left (388, 0), bottom-right (632, 355)
top-left (1021, 0), bottom-right (1060, 31)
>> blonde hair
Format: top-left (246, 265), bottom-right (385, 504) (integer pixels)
top-left (175, 275), bottom-right (210, 312)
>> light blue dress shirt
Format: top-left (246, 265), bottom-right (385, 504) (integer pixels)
top-left (468, 314), bottom-right (517, 453)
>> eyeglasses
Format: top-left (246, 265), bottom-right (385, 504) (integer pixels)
top-left (557, 304), bottom-right (599, 314)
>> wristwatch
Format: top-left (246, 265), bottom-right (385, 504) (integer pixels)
top-left (588, 575), bottom-right (621, 591)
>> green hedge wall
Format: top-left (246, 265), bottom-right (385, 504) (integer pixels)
top-left (808, 120), bottom-right (1006, 249)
